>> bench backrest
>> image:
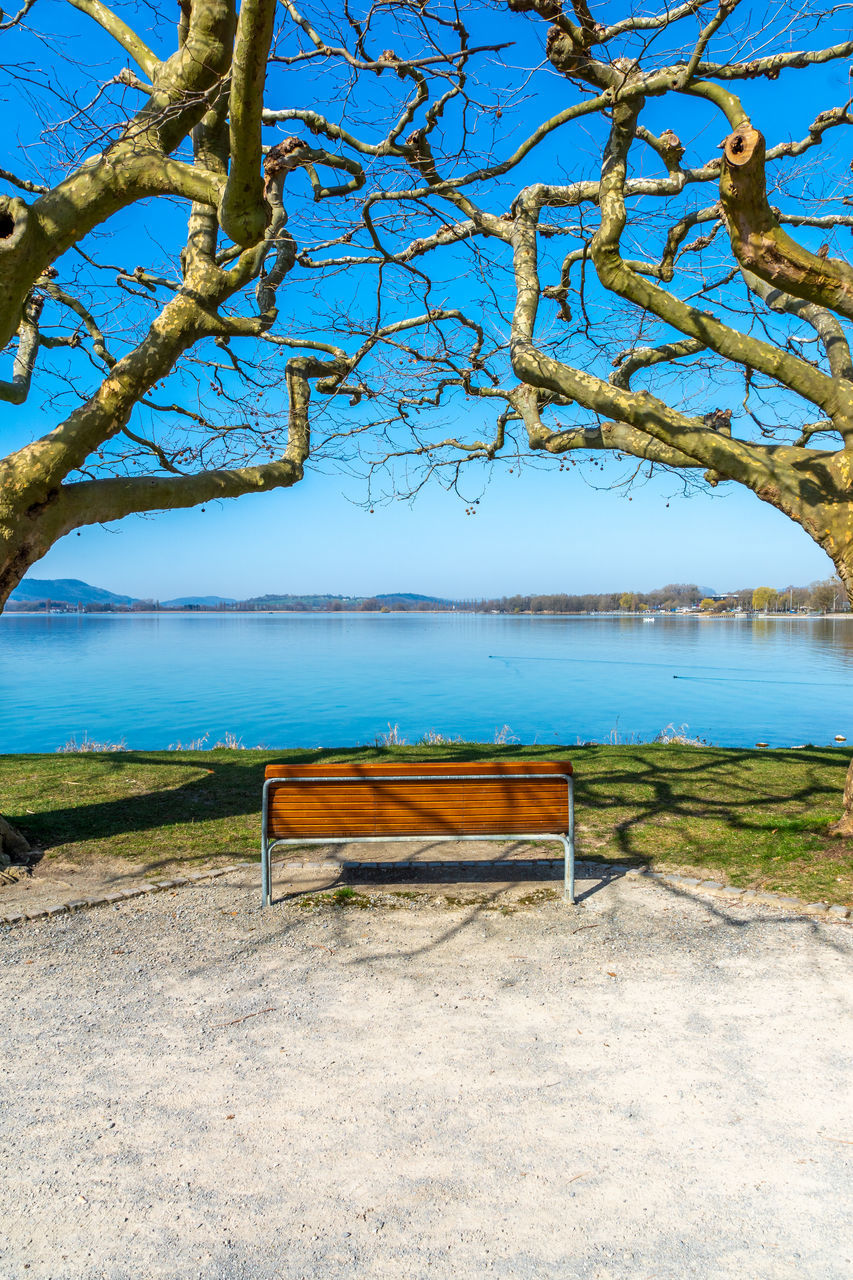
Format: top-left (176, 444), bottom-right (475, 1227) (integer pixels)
top-left (264, 760), bottom-right (573, 839)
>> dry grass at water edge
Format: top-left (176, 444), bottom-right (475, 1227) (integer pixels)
top-left (1, 743), bottom-right (851, 905)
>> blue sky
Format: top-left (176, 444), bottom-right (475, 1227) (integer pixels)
top-left (5, 2), bottom-right (846, 600)
top-left (32, 462), bottom-right (834, 599)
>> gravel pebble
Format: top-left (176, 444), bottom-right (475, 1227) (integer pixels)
top-left (0, 867), bottom-right (850, 1280)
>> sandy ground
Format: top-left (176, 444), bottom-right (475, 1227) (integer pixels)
top-left (0, 853), bottom-right (172, 916)
top-left (1, 862), bottom-right (851, 1280)
top-left (3, 848), bottom-right (570, 916)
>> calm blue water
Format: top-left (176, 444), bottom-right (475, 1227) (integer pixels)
top-left (1, 612), bottom-right (851, 752)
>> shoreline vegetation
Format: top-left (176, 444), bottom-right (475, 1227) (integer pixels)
top-left (6, 608), bottom-right (852, 620)
top-left (5, 579), bottom-right (849, 617)
top-left (2, 744), bottom-right (850, 906)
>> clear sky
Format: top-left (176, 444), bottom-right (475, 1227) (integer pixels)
top-left (31, 461), bottom-right (835, 600)
top-left (6, 1), bottom-right (845, 602)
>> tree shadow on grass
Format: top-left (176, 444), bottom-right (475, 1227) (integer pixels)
top-left (575, 745), bottom-right (849, 860)
top-left (6, 743), bottom-right (575, 856)
top-left (5, 744), bottom-right (849, 888)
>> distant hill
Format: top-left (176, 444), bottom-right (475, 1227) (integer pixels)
top-left (375, 593), bottom-right (452, 605)
top-left (5, 581), bottom-right (453, 610)
top-left (239, 591), bottom-right (450, 611)
top-left (243, 591), bottom-right (451, 607)
top-left (8, 578), bottom-right (137, 606)
top-left (161, 595), bottom-right (237, 607)
top-left (245, 593), bottom-right (358, 608)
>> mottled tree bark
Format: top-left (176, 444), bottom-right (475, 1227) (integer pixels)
top-left (829, 758), bottom-right (853, 837)
top-left (0, 815), bottom-right (30, 864)
top-left (494, 31), bottom-right (853, 835)
top-left (0, 0), bottom-right (234, 349)
top-left (720, 125), bottom-right (853, 322)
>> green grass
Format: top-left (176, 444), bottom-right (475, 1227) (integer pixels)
top-left (1, 743), bottom-right (851, 905)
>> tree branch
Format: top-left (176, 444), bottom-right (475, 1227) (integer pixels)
top-left (219, 0), bottom-right (278, 247)
top-left (65, 0), bottom-right (160, 80)
top-left (0, 296), bottom-right (42, 405)
top-left (585, 105), bottom-right (852, 424)
top-left (720, 123), bottom-right (853, 323)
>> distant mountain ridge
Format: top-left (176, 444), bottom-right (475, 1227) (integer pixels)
top-left (8, 578), bottom-right (136, 606)
top-left (246, 591), bottom-right (452, 607)
top-left (6, 578), bottom-right (452, 609)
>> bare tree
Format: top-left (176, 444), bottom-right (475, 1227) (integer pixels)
top-left (0, 0), bottom-right (514, 616)
top-left (333, 0), bottom-right (853, 832)
top-left (0, 0), bottom-right (510, 853)
top-left (4, 0), bottom-right (853, 849)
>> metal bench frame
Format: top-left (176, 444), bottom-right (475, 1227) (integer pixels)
top-left (261, 770), bottom-right (575, 907)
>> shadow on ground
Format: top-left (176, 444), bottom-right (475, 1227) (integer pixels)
top-left (4, 745), bottom-right (849, 899)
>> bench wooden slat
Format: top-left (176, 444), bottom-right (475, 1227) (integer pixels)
top-left (266, 785), bottom-right (567, 809)
top-left (266, 767), bottom-right (571, 839)
top-left (265, 760), bottom-right (572, 779)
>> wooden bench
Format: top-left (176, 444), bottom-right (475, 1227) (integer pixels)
top-left (261, 760), bottom-right (575, 906)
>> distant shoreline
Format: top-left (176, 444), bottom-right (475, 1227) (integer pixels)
top-left (4, 609), bottom-right (852, 620)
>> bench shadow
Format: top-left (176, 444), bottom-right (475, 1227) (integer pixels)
top-left (269, 852), bottom-right (624, 904)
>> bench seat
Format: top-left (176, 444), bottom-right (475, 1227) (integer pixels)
top-left (262, 760), bottom-right (575, 906)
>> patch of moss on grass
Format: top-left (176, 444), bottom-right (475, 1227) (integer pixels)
top-left (296, 889), bottom-right (380, 910)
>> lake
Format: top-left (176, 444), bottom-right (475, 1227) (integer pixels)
top-left (1, 612), bottom-right (851, 753)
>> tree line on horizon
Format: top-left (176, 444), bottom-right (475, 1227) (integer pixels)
top-left (10, 579), bottom-right (848, 614)
top-left (470, 579), bottom-right (848, 616)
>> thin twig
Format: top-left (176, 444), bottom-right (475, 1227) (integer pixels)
top-left (211, 1006), bottom-right (275, 1028)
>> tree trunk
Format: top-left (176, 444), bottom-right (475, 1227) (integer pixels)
top-left (828, 554), bottom-right (853, 836)
top-left (828, 760), bottom-right (853, 837)
top-left (0, 814), bottom-right (31, 866)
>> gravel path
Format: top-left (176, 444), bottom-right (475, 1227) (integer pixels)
top-left (1, 866), bottom-right (851, 1280)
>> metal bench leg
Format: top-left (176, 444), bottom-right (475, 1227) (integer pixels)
top-left (564, 775), bottom-right (575, 904)
top-left (262, 834), bottom-right (271, 907)
top-left (262, 780), bottom-right (272, 907)
top-left (562, 837), bottom-right (575, 904)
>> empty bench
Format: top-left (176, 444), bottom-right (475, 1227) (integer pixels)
top-left (261, 760), bottom-right (575, 906)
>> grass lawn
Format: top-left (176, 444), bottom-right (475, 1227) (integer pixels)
top-left (1, 743), bottom-right (851, 905)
